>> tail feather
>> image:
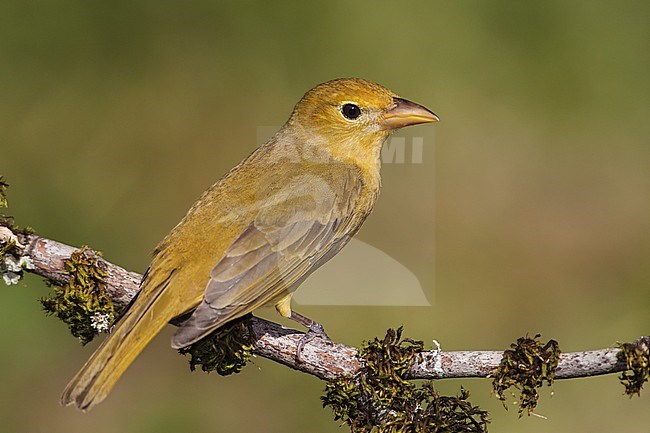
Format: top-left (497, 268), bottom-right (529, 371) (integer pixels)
top-left (61, 276), bottom-right (174, 411)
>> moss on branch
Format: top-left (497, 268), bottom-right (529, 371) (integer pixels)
top-left (618, 336), bottom-right (649, 396)
top-left (178, 315), bottom-right (254, 376)
top-left (491, 334), bottom-right (560, 416)
top-left (322, 327), bottom-right (489, 432)
top-left (40, 246), bottom-right (123, 344)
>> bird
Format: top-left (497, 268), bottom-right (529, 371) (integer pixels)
top-left (61, 77), bottom-right (438, 411)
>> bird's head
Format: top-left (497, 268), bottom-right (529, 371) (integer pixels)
top-left (284, 78), bottom-right (438, 169)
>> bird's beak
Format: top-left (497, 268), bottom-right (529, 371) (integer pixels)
top-left (380, 97), bottom-right (439, 130)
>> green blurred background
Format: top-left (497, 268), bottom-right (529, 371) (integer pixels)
top-left (1, 1), bottom-right (648, 432)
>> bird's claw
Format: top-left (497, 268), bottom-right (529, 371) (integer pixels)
top-left (295, 322), bottom-right (330, 362)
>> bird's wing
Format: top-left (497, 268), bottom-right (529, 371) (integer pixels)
top-left (172, 166), bottom-right (365, 348)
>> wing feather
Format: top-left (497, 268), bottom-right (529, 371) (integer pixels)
top-left (171, 167), bottom-right (365, 348)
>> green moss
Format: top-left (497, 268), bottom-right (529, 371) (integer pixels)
top-left (0, 239), bottom-right (15, 258)
top-left (0, 177), bottom-right (35, 235)
top-left (0, 175), bottom-right (8, 209)
top-left (491, 334), bottom-right (560, 416)
top-left (178, 315), bottom-right (254, 376)
top-left (40, 246), bottom-right (123, 345)
top-left (617, 336), bottom-right (650, 396)
top-left (322, 327), bottom-right (489, 433)
top-left (0, 176), bottom-right (12, 229)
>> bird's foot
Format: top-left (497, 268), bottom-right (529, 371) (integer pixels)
top-left (296, 321), bottom-right (330, 362)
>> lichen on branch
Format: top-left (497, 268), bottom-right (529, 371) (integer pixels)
top-left (0, 177), bottom-right (37, 285)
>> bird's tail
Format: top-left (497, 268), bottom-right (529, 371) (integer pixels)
top-left (61, 275), bottom-right (174, 411)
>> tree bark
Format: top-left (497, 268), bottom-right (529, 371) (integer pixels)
top-left (3, 229), bottom-right (637, 381)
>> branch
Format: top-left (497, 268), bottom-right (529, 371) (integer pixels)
top-left (3, 228), bottom-right (638, 381)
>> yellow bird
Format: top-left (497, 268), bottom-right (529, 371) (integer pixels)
top-left (61, 78), bottom-right (438, 411)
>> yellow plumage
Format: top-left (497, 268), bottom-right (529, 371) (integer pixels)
top-left (61, 78), bottom-right (438, 410)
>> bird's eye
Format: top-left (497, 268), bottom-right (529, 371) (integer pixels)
top-left (341, 103), bottom-right (362, 120)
